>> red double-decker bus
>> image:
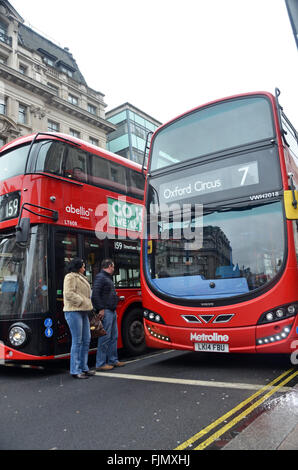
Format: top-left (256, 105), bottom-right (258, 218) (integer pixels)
top-left (141, 89), bottom-right (298, 357)
top-left (0, 132), bottom-right (146, 362)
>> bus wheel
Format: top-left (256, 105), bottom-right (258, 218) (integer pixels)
top-left (122, 308), bottom-right (147, 356)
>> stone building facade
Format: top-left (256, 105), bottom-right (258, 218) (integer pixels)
top-left (0, 0), bottom-right (115, 148)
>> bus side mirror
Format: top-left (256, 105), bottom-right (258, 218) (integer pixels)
top-left (16, 217), bottom-right (30, 245)
top-left (284, 190), bottom-right (298, 219)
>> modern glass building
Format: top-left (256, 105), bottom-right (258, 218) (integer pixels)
top-left (106, 103), bottom-right (162, 165)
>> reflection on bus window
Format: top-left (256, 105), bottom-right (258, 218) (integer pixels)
top-left (109, 240), bottom-right (141, 288)
top-left (0, 144), bottom-right (29, 181)
top-left (84, 235), bottom-right (104, 286)
top-left (33, 139), bottom-right (144, 199)
top-left (55, 232), bottom-right (78, 297)
top-left (0, 225), bottom-right (48, 317)
top-left (64, 146), bottom-right (88, 181)
top-left (36, 141), bottom-right (65, 175)
top-left (148, 202), bottom-right (285, 298)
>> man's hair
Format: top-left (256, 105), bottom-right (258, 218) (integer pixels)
top-left (101, 258), bottom-right (114, 269)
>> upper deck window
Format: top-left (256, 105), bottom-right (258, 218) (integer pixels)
top-left (34, 140), bottom-right (144, 199)
top-left (0, 144), bottom-right (29, 181)
top-left (150, 97), bottom-right (275, 171)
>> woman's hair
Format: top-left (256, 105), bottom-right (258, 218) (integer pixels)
top-left (67, 257), bottom-right (84, 273)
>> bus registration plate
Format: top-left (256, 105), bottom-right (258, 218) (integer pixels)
top-left (195, 343), bottom-right (229, 353)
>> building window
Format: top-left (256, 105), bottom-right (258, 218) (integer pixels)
top-left (69, 128), bottom-right (80, 138)
top-left (0, 21), bottom-right (11, 46)
top-left (0, 55), bottom-right (7, 65)
top-left (0, 21), bottom-right (7, 36)
top-left (48, 120), bottom-right (60, 132)
top-left (0, 97), bottom-right (6, 115)
top-left (68, 94), bottom-right (78, 106)
top-left (88, 104), bottom-right (97, 115)
top-left (19, 64), bottom-right (27, 75)
top-left (0, 137), bottom-right (6, 148)
top-left (18, 104), bottom-right (27, 124)
top-left (47, 82), bottom-right (59, 95)
top-left (43, 56), bottom-right (55, 67)
top-left (61, 66), bottom-right (73, 78)
top-left (89, 137), bottom-right (98, 146)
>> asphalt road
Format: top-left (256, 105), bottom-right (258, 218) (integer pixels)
top-left (0, 349), bottom-right (297, 451)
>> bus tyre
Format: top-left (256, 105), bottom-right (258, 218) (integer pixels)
top-left (122, 308), bottom-right (147, 356)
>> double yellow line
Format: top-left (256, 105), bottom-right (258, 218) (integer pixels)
top-left (175, 367), bottom-right (298, 451)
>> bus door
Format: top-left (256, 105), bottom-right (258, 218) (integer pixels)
top-left (83, 234), bottom-right (104, 349)
top-left (53, 230), bottom-right (78, 356)
top-left (109, 239), bottom-right (141, 291)
top-left (108, 239), bottom-right (145, 354)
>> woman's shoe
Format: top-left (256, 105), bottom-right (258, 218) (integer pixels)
top-left (72, 373), bottom-right (89, 379)
top-left (83, 370), bottom-right (96, 376)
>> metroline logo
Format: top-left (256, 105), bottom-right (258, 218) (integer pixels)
top-left (190, 332), bottom-right (229, 342)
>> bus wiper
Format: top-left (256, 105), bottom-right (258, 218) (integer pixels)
top-left (203, 204), bottom-right (232, 214)
top-left (203, 200), bottom-right (277, 215)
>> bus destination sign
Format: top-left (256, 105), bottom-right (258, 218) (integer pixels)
top-left (159, 161), bottom-right (259, 203)
top-left (0, 191), bottom-right (21, 222)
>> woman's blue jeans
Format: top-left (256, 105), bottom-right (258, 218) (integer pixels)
top-left (64, 311), bottom-right (91, 375)
top-left (96, 309), bottom-right (119, 367)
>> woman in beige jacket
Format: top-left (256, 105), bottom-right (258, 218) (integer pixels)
top-left (63, 258), bottom-right (95, 379)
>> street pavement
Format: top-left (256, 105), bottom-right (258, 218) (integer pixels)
top-left (1, 349), bottom-right (297, 451)
top-left (222, 383), bottom-right (298, 450)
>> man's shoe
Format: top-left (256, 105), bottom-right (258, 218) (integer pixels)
top-left (83, 370), bottom-right (96, 376)
top-left (96, 364), bottom-right (114, 371)
top-left (72, 373), bottom-right (89, 379)
top-left (113, 362), bottom-right (126, 367)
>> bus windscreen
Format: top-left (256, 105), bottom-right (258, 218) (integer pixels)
top-left (150, 97), bottom-right (275, 171)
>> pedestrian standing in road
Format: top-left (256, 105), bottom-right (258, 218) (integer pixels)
top-left (92, 258), bottom-right (125, 371)
top-left (63, 258), bottom-right (95, 379)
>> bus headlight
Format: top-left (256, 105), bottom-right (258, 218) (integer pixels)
top-left (8, 323), bottom-right (30, 348)
top-left (143, 310), bottom-right (165, 324)
top-left (258, 303), bottom-right (297, 324)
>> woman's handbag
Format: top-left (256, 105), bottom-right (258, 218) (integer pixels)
top-left (90, 312), bottom-right (107, 338)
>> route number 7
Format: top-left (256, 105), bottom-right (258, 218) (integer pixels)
top-left (238, 166), bottom-right (249, 186)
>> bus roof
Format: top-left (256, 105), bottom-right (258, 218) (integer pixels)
top-left (0, 132), bottom-right (143, 172)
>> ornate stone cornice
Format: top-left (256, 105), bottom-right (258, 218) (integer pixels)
top-left (0, 113), bottom-right (20, 138)
top-left (0, 64), bottom-right (116, 133)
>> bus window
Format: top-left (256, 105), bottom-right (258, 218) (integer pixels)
top-left (54, 232), bottom-right (78, 299)
top-left (110, 162), bottom-right (126, 187)
top-left (282, 116), bottom-right (298, 160)
top-left (127, 169), bottom-right (145, 199)
top-left (89, 154), bottom-right (127, 193)
top-left (109, 239), bottom-right (141, 288)
top-left (83, 235), bottom-right (104, 286)
top-left (90, 154), bottom-right (109, 179)
top-left (35, 141), bottom-right (65, 176)
top-left (64, 146), bottom-right (88, 181)
top-left (150, 97), bottom-right (275, 171)
top-left (0, 225), bottom-right (48, 317)
top-left (0, 144), bottom-right (29, 181)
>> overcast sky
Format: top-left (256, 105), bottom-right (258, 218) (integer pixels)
top-left (10, 0), bottom-right (298, 125)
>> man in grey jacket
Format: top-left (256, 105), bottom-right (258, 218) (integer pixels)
top-left (92, 259), bottom-right (125, 371)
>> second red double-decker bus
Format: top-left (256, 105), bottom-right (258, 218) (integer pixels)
top-left (0, 132), bottom-right (146, 362)
top-left (141, 89), bottom-right (298, 357)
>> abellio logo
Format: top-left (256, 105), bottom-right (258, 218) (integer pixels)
top-left (66, 204), bottom-right (92, 219)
